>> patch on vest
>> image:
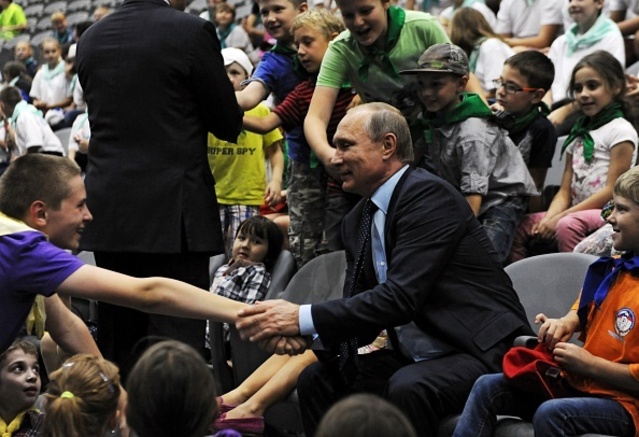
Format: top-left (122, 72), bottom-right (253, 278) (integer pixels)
top-left (615, 308), bottom-right (635, 338)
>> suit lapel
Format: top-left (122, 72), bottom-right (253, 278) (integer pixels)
top-left (384, 167), bottom-right (413, 266)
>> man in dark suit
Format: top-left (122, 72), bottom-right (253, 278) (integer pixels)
top-left (236, 102), bottom-right (533, 435)
top-left (76, 0), bottom-right (243, 376)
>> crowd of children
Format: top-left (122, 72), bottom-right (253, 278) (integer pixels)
top-left (6, 0), bottom-right (639, 434)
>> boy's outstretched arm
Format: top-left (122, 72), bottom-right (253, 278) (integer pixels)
top-left (236, 81), bottom-right (270, 111)
top-left (304, 85), bottom-right (340, 179)
top-left (57, 264), bottom-right (249, 324)
top-left (243, 112), bottom-right (283, 134)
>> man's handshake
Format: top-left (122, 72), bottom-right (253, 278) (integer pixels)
top-left (236, 299), bottom-right (309, 355)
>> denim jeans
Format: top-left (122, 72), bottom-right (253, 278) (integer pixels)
top-left (479, 196), bottom-right (526, 265)
top-left (453, 373), bottom-right (634, 437)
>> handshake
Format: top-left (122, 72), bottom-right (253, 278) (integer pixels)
top-left (236, 299), bottom-right (310, 355)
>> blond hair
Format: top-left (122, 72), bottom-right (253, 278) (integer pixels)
top-left (43, 355), bottom-right (120, 437)
top-left (614, 166), bottom-right (639, 204)
top-left (291, 8), bottom-right (345, 40)
top-left (50, 11), bottom-right (66, 22)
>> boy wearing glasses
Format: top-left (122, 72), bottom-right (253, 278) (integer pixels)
top-left (495, 51), bottom-right (557, 213)
top-left (401, 43), bottom-right (537, 264)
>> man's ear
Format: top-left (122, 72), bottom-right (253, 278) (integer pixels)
top-left (381, 132), bottom-right (398, 159)
top-left (298, 2), bottom-right (308, 13)
top-left (28, 200), bottom-right (48, 228)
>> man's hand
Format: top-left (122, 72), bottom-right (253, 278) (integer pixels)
top-left (236, 299), bottom-right (301, 341)
top-left (258, 335), bottom-right (310, 355)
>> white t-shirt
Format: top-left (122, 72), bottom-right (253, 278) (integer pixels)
top-left (29, 64), bottom-right (71, 106)
top-left (440, 3), bottom-right (497, 28)
top-left (609, 0), bottom-right (639, 18)
top-left (548, 27), bottom-right (625, 102)
top-left (474, 38), bottom-right (515, 94)
top-left (565, 117), bottom-right (638, 204)
top-left (14, 111), bottom-right (65, 156)
top-left (495, 0), bottom-right (564, 37)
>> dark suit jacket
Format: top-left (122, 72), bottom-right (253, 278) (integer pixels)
top-left (311, 167), bottom-right (533, 371)
top-left (76, 0), bottom-right (243, 253)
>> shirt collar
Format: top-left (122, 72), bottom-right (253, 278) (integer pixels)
top-left (370, 165), bottom-right (409, 215)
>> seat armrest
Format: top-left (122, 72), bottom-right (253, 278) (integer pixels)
top-left (513, 335), bottom-right (539, 348)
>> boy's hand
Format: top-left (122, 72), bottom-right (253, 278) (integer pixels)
top-left (536, 313), bottom-right (575, 349)
top-left (553, 342), bottom-right (595, 376)
top-left (265, 180), bottom-right (282, 206)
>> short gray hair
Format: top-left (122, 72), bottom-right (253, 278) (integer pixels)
top-left (349, 103), bottom-right (414, 164)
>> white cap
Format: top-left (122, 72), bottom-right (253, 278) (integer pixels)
top-left (221, 47), bottom-right (253, 76)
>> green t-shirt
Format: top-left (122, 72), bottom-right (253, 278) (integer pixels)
top-left (0, 2), bottom-right (26, 40)
top-left (317, 10), bottom-right (449, 115)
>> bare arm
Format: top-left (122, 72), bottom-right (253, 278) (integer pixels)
top-left (265, 139), bottom-right (284, 206)
top-left (466, 73), bottom-right (488, 104)
top-left (57, 265), bottom-right (249, 324)
top-left (44, 294), bottom-right (102, 357)
top-left (465, 194), bottom-right (483, 216)
top-left (505, 24), bottom-right (561, 48)
top-left (236, 81), bottom-right (271, 111)
top-left (528, 167), bottom-right (549, 213)
top-left (610, 10), bottom-right (639, 34)
top-left (555, 342), bottom-right (639, 397)
top-left (243, 111), bottom-right (283, 134)
top-left (304, 85), bottom-right (341, 180)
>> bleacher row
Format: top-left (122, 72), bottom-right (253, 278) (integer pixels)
top-left (0, 0), bottom-right (254, 70)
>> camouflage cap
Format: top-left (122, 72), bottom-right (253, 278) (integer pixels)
top-left (400, 43), bottom-right (469, 76)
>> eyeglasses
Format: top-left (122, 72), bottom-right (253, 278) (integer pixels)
top-left (492, 78), bottom-right (538, 95)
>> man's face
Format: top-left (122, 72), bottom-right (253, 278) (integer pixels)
top-left (51, 18), bottom-right (66, 32)
top-left (0, 349), bottom-right (41, 416)
top-left (42, 175), bottom-right (93, 250)
top-left (331, 110), bottom-right (388, 197)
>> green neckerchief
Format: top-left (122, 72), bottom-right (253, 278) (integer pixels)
top-left (42, 60), bottom-right (65, 81)
top-left (565, 14), bottom-right (616, 57)
top-left (217, 23), bottom-right (236, 49)
top-left (509, 102), bottom-right (550, 134)
top-left (562, 102), bottom-right (624, 162)
top-left (423, 92), bottom-right (493, 143)
top-left (10, 100), bottom-right (42, 129)
top-left (468, 37), bottom-right (487, 73)
top-left (357, 5), bottom-right (405, 81)
top-left (270, 42), bottom-right (306, 76)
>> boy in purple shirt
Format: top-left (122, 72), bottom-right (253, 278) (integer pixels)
top-left (0, 154), bottom-right (291, 356)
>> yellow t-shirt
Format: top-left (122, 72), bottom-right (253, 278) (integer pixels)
top-left (207, 104), bottom-right (283, 206)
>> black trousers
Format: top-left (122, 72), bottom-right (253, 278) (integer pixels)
top-left (94, 251), bottom-right (209, 381)
top-left (298, 349), bottom-right (489, 436)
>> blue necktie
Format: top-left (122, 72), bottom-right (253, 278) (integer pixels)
top-left (578, 253), bottom-right (639, 330)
